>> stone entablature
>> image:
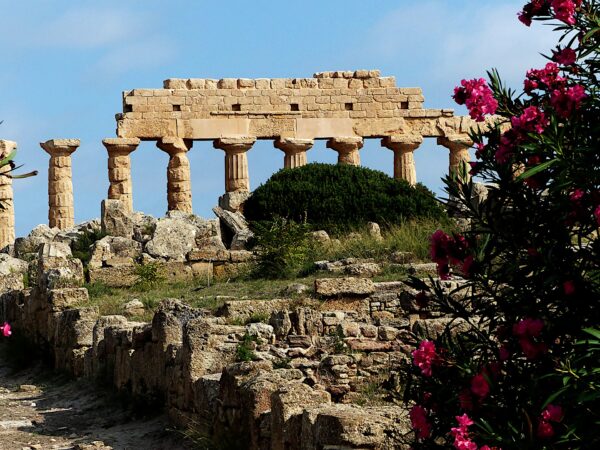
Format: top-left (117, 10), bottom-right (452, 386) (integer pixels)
top-left (116, 70), bottom-right (472, 142)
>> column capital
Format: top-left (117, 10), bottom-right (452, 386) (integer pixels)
top-left (213, 136), bottom-right (256, 153)
top-left (102, 138), bottom-right (140, 155)
top-left (381, 134), bottom-right (423, 152)
top-left (274, 137), bottom-right (314, 154)
top-left (157, 137), bottom-right (193, 155)
top-left (326, 136), bottom-right (364, 152)
top-left (40, 139), bottom-right (80, 156)
top-left (437, 135), bottom-right (474, 149)
top-left (0, 140), bottom-right (17, 157)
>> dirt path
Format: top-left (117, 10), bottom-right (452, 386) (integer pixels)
top-left (0, 362), bottom-right (190, 450)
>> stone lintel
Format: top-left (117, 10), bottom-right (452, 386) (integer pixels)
top-left (437, 135), bottom-right (474, 149)
top-left (157, 137), bottom-right (193, 155)
top-left (40, 139), bottom-right (80, 155)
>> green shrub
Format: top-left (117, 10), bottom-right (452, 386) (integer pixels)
top-left (71, 228), bottom-right (106, 265)
top-left (236, 333), bottom-right (258, 362)
top-left (250, 217), bottom-right (314, 279)
top-left (133, 262), bottom-right (164, 290)
top-left (244, 163), bottom-right (446, 232)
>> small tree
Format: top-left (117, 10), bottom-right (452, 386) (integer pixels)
top-left (400, 1), bottom-right (599, 449)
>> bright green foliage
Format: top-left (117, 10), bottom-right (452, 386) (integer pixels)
top-left (244, 163), bottom-right (446, 232)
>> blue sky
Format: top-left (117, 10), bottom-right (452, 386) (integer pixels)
top-left (1, 0), bottom-right (556, 236)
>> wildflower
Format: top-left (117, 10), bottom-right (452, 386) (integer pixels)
top-left (511, 106), bottom-right (548, 134)
top-left (409, 405), bottom-right (431, 439)
top-left (453, 78), bottom-right (498, 122)
top-left (518, 0), bottom-right (551, 26)
top-left (412, 340), bottom-right (438, 377)
top-left (471, 373), bottom-right (490, 399)
top-left (513, 318), bottom-right (544, 337)
top-left (537, 420), bottom-right (555, 438)
top-left (552, 47), bottom-right (577, 65)
top-left (525, 63), bottom-right (565, 93)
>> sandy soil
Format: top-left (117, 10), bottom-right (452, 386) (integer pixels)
top-left (0, 362), bottom-right (190, 450)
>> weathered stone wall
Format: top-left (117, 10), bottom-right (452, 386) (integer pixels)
top-left (116, 70), bottom-right (474, 141)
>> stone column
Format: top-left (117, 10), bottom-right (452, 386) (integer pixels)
top-left (326, 137), bottom-right (363, 166)
top-left (0, 140), bottom-right (16, 249)
top-left (156, 137), bottom-right (193, 213)
top-left (102, 138), bottom-right (140, 212)
top-left (381, 135), bottom-right (422, 185)
top-left (437, 135), bottom-right (474, 183)
top-left (274, 138), bottom-right (313, 169)
top-left (40, 139), bottom-right (79, 230)
top-left (213, 137), bottom-right (256, 192)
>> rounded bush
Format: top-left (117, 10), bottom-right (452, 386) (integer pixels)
top-left (244, 163), bottom-right (446, 231)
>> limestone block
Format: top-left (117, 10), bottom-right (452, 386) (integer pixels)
top-left (0, 140), bottom-right (16, 249)
top-left (218, 191), bottom-right (250, 213)
top-left (212, 206), bottom-right (249, 236)
top-left (101, 199), bottom-right (134, 238)
top-left (54, 306), bottom-right (99, 349)
top-left (0, 253), bottom-right (28, 276)
top-left (314, 277), bottom-right (375, 297)
top-left (48, 288), bottom-right (89, 311)
top-left (326, 137), bottom-right (363, 166)
top-left (88, 236), bottom-right (142, 269)
top-left (271, 383), bottom-right (331, 450)
top-left (0, 272), bottom-right (24, 294)
top-left (157, 137), bottom-right (193, 213)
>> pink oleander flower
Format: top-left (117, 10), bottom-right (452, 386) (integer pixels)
top-left (430, 229), bottom-right (451, 264)
top-left (525, 62), bottom-right (565, 93)
top-left (0, 322), bottom-right (11, 337)
top-left (451, 415), bottom-right (478, 450)
top-left (550, 84), bottom-right (587, 118)
top-left (553, 47), bottom-right (577, 65)
top-left (594, 205), bottom-right (600, 226)
top-left (458, 389), bottom-right (474, 410)
top-left (412, 340), bottom-right (438, 377)
top-left (551, 0), bottom-right (577, 25)
top-left (537, 420), bottom-right (555, 438)
top-left (519, 337), bottom-right (548, 359)
top-left (499, 345), bottom-right (510, 361)
top-left (563, 280), bottom-right (576, 295)
top-left (513, 318), bottom-right (544, 337)
top-left (570, 188), bottom-right (585, 203)
top-left (542, 404), bottom-right (564, 423)
top-left (511, 106), bottom-right (548, 134)
top-left (471, 373), bottom-right (490, 399)
top-left (453, 78), bottom-right (498, 122)
top-left (518, 0), bottom-right (551, 26)
top-left (410, 405), bottom-right (431, 439)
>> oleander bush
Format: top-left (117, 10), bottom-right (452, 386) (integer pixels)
top-left (400, 1), bottom-right (600, 449)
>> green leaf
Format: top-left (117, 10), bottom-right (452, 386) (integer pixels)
top-left (582, 328), bottom-right (600, 340)
top-left (542, 386), bottom-right (569, 409)
top-left (516, 159), bottom-right (558, 180)
top-left (0, 149), bottom-right (17, 168)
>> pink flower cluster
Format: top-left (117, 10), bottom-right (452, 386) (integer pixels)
top-left (496, 106), bottom-right (548, 164)
top-left (537, 404), bottom-right (564, 438)
top-left (518, 0), bottom-right (580, 26)
top-left (412, 340), bottom-right (438, 377)
top-left (453, 78), bottom-right (498, 122)
top-left (451, 414), bottom-right (497, 450)
top-left (430, 230), bottom-right (474, 279)
top-left (552, 47), bottom-right (577, 66)
top-left (524, 62), bottom-right (565, 94)
top-left (0, 322), bottom-right (11, 337)
top-left (513, 318), bottom-right (547, 359)
top-left (595, 205), bottom-right (600, 226)
top-left (470, 373), bottom-right (490, 400)
top-left (550, 84), bottom-right (587, 118)
top-left (410, 405), bottom-right (431, 439)
top-left (551, 0), bottom-right (581, 25)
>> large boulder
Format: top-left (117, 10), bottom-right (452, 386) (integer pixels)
top-left (132, 212), bottom-right (157, 244)
top-left (88, 236), bottom-right (142, 269)
top-left (101, 199), bottom-right (133, 238)
top-left (212, 206), bottom-right (253, 249)
top-left (145, 217), bottom-right (197, 261)
top-left (14, 224), bottom-right (59, 258)
top-left (0, 253), bottom-right (28, 276)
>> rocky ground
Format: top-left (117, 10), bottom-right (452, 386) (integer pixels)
top-left (0, 357), bottom-right (189, 450)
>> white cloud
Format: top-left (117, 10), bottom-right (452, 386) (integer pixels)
top-left (362, 1), bottom-right (556, 87)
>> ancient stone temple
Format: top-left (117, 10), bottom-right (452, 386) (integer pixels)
top-left (111, 70), bottom-right (479, 212)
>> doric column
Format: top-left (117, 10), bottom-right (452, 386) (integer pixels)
top-left (40, 139), bottom-right (79, 230)
top-left (213, 137), bottom-right (256, 192)
top-left (102, 138), bottom-right (140, 212)
top-left (381, 135), bottom-right (422, 185)
top-left (437, 135), bottom-right (474, 183)
top-left (0, 140), bottom-right (16, 249)
top-left (326, 137), bottom-right (363, 166)
top-left (274, 138), bottom-right (313, 169)
top-left (156, 137), bottom-right (193, 213)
